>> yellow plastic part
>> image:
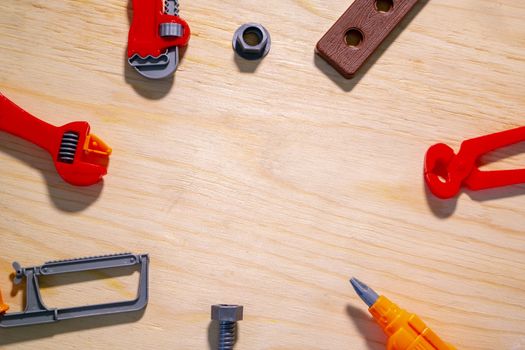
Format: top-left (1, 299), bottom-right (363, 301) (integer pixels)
top-left (0, 289), bottom-right (9, 314)
top-left (369, 296), bottom-right (456, 350)
top-left (84, 134), bottom-right (112, 156)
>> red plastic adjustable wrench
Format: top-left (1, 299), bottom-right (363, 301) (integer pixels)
top-left (424, 126), bottom-right (525, 199)
top-left (0, 93), bottom-right (111, 186)
top-left (127, 0), bottom-right (190, 79)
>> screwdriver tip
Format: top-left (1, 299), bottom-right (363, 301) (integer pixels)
top-left (350, 277), bottom-right (379, 307)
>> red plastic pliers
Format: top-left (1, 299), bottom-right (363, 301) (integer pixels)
top-left (0, 93), bottom-right (111, 186)
top-left (424, 126), bottom-right (525, 199)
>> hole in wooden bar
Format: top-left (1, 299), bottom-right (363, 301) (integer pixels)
top-left (344, 28), bottom-right (364, 48)
top-left (375, 0), bottom-right (394, 13)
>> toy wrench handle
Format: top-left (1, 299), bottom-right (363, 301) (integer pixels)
top-left (0, 94), bottom-right (58, 152)
top-left (461, 126), bottom-right (525, 156)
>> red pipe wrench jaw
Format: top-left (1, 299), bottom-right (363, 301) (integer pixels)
top-left (127, 0), bottom-right (191, 79)
top-left (424, 143), bottom-right (464, 199)
top-left (53, 122), bottom-right (111, 186)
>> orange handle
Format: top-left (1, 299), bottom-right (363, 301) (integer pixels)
top-left (0, 289), bottom-right (8, 314)
top-left (370, 296), bottom-right (456, 350)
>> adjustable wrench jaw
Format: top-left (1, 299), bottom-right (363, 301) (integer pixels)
top-left (53, 122), bottom-right (111, 186)
top-left (0, 94), bottom-right (111, 186)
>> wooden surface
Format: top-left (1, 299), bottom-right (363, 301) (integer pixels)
top-left (0, 0), bottom-right (524, 349)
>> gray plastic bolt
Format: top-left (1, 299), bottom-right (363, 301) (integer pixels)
top-left (211, 304), bottom-right (243, 350)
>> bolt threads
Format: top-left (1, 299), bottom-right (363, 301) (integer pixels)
top-left (218, 321), bottom-right (236, 350)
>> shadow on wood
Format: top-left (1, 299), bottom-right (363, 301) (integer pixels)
top-left (233, 53), bottom-right (263, 73)
top-left (207, 320), bottom-right (219, 349)
top-left (0, 309), bottom-right (145, 346)
top-left (424, 183), bottom-right (458, 219)
top-left (346, 304), bottom-right (386, 350)
top-left (0, 133), bottom-right (103, 213)
top-left (0, 264), bottom-right (144, 346)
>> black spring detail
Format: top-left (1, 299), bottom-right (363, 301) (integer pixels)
top-left (218, 321), bottom-right (236, 350)
top-left (58, 131), bottom-right (79, 164)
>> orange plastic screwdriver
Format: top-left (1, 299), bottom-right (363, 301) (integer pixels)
top-left (350, 278), bottom-right (456, 350)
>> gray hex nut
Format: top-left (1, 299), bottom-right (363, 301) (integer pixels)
top-left (211, 304), bottom-right (244, 322)
top-left (232, 23), bottom-right (271, 60)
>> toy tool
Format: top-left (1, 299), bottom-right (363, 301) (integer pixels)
top-left (232, 23), bottom-right (271, 61)
top-left (424, 126), bottom-right (525, 199)
top-left (0, 288), bottom-right (8, 314)
top-left (127, 0), bottom-right (190, 79)
top-left (0, 253), bottom-right (149, 327)
top-left (211, 304), bottom-right (244, 350)
top-left (350, 278), bottom-right (456, 350)
top-left (316, 0), bottom-right (419, 79)
top-left (0, 93), bottom-right (111, 186)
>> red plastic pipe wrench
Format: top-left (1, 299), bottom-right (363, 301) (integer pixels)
top-left (127, 0), bottom-right (190, 79)
top-left (425, 126), bottom-right (525, 199)
top-left (0, 93), bottom-right (111, 186)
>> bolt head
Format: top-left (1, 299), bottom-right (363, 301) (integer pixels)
top-left (233, 23), bottom-right (271, 60)
top-left (211, 304), bottom-right (243, 322)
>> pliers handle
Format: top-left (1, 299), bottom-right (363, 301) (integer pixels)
top-left (425, 126), bottom-right (525, 199)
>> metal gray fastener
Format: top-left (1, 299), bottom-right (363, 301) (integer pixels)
top-left (211, 304), bottom-right (243, 350)
top-left (232, 23), bottom-right (271, 60)
top-left (0, 253), bottom-right (149, 328)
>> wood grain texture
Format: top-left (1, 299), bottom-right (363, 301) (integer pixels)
top-left (316, 0), bottom-right (419, 78)
top-left (0, 0), bottom-right (524, 349)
